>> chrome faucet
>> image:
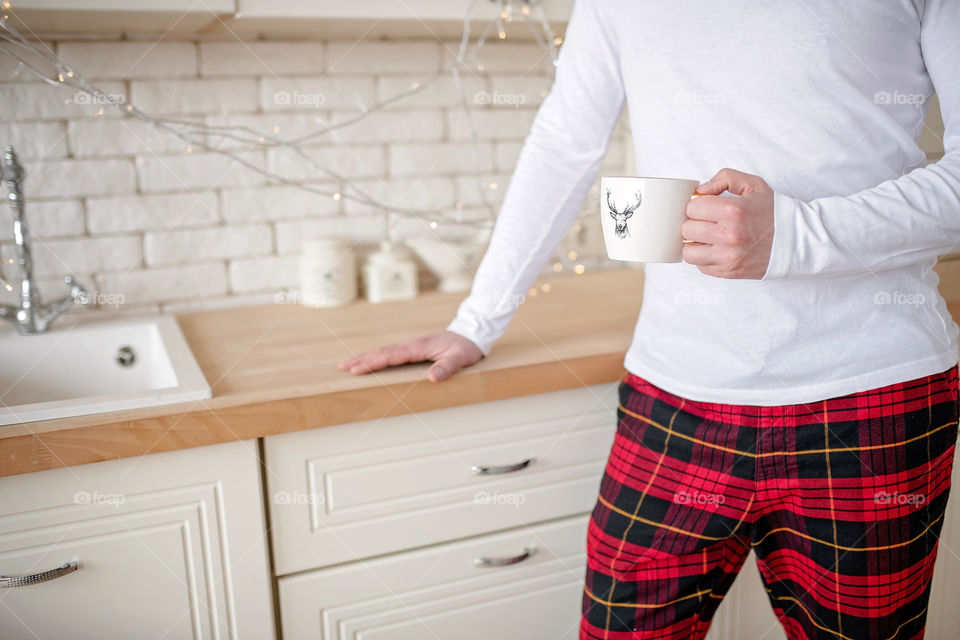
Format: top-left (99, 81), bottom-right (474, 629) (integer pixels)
top-left (0, 146), bottom-right (91, 334)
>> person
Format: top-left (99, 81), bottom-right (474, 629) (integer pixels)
top-left (338, 1), bottom-right (960, 638)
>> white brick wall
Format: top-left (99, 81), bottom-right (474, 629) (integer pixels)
top-left (0, 36), bottom-right (633, 315)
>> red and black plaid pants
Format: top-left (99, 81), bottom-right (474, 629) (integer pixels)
top-left (581, 366), bottom-right (959, 640)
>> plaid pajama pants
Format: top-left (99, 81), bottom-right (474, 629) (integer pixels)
top-left (581, 366), bottom-right (959, 640)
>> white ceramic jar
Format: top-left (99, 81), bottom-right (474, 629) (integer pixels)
top-left (299, 237), bottom-right (357, 307)
top-left (362, 241), bottom-right (418, 303)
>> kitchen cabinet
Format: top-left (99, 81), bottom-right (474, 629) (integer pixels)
top-left (226, 0), bottom-right (574, 37)
top-left (265, 382), bottom-right (619, 574)
top-left (265, 382), bottom-right (618, 636)
top-left (279, 514), bottom-right (589, 639)
top-left (0, 440), bottom-right (274, 639)
top-left (7, 0), bottom-right (234, 33)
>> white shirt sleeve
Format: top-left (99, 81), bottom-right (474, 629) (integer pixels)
top-left (445, 0), bottom-right (626, 356)
top-left (762, 0), bottom-right (960, 280)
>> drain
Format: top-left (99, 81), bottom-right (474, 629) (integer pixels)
top-left (115, 346), bottom-right (136, 368)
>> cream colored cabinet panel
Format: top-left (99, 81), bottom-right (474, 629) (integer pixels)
top-left (265, 383), bottom-right (618, 574)
top-left (9, 0), bottom-right (233, 33)
top-left (278, 514), bottom-right (589, 640)
top-left (0, 440), bottom-right (274, 640)
top-left (228, 0), bottom-right (573, 37)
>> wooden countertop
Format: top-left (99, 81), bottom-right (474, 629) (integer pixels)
top-left (0, 268), bottom-right (646, 477)
top-left (5, 259), bottom-right (960, 478)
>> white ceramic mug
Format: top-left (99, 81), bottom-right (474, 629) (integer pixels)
top-left (599, 176), bottom-right (700, 262)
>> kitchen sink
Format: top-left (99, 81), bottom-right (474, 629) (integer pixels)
top-left (0, 315), bottom-right (211, 426)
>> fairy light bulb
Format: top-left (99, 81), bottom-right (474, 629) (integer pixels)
top-left (528, 287), bottom-right (538, 297)
top-left (521, 4), bottom-right (530, 15)
top-left (568, 250), bottom-right (578, 260)
top-left (553, 262), bottom-right (563, 272)
top-left (574, 264), bottom-right (586, 275)
top-left (333, 192), bottom-right (342, 201)
top-left (429, 220), bottom-right (439, 229)
top-left (541, 283), bottom-right (551, 293)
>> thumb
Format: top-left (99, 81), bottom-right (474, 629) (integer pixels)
top-left (428, 352), bottom-right (468, 383)
top-left (697, 168), bottom-right (762, 196)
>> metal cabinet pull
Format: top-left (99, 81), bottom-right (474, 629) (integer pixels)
top-left (474, 547), bottom-right (535, 568)
top-left (471, 457), bottom-right (534, 476)
top-left (1, 562), bottom-right (78, 588)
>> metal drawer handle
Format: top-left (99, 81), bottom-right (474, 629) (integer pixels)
top-left (474, 547), bottom-right (535, 568)
top-left (1, 562), bottom-right (78, 588)
top-left (471, 457), bottom-right (534, 476)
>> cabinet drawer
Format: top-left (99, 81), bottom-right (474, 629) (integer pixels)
top-left (265, 382), bottom-right (617, 574)
top-left (0, 441), bottom-right (274, 640)
top-left (278, 514), bottom-right (589, 640)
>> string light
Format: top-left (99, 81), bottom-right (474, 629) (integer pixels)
top-left (541, 283), bottom-right (551, 293)
top-left (0, 0), bottom-right (592, 271)
top-left (553, 262), bottom-right (563, 272)
top-left (568, 250), bottom-right (577, 260)
top-left (574, 264), bottom-right (586, 275)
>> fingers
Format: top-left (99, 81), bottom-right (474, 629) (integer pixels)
top-left (681, 241), bottom-right (721, 267)
top-left (680, 219), bottom-right (719, 244)
top-left (339, 339), bottom-right (430, 375)
top-left (697, 168), bottom-right (768, 197)
top-left (686, 194), bottom-right (730, 222)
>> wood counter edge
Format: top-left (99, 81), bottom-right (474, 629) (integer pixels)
top-left (0, 352), bottom-right (628, 477)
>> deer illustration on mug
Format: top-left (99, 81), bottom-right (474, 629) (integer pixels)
top-left (606, 188), bottom-right (642, 239)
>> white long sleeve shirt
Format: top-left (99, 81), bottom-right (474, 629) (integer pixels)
top-left (446, 0), bottom-right (960, 405)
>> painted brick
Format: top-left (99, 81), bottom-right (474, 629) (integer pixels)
top-left (136, 151), bottom-right (266, 192)
top-left (200, 41), bottom-right (324, 77)
top-left (130, 78), bottom-right (258, 115)
top-left (0, 200), bottom-right (84, 241)
top-left (68, 118), bottom-right (186, 157)
top-left (260, 76), bottom-right (375, 111)
top-left (27, 158), bottom-right (135, 198)
top-left (228, 255), bottom-right (300, 293)
top-left (144, 223), bottom-right (273, 265)
top-left (87, 192), bottom-right (220, 233)
top-left (28, 235), bottom-right (142, 278)
top-left (267, 145), bottom-right (385, 181)
top-left (389, 142), bottom-right (493, 177)
top-left (326, 110), bottom-right (443, 144)
top-left (0, 82), bottom-right (127, 121)
top-left (327, 41), bottom-right (440, 74)
top-left (96, 263), bottom-right (228, 304)
top-left (57, 41), bottom-right (197, 79)
top-left (376, 74), bottom-right (486, 108)
top-left (0, 122), bottom-right (68, 160)
top-left (221, 185), bottom-right (340, 222)
top-left (446, 109), bottom-right (536, 140)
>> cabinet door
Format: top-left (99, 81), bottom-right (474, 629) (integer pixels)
top-left (0, 440), bottom-right (274, 640)
top-left (265, 383), bottom-right (618, 574)
top-left (279, 514), bottom-right (589, 640)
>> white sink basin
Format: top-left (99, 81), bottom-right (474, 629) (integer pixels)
top-left (0, 315), bottom-right (211, 426)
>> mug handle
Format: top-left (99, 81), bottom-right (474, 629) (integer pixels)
top-left (681, 194), bottom-right (701, 245)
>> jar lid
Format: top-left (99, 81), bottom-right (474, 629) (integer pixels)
top-left (368, 241), bottom-right (413, 264)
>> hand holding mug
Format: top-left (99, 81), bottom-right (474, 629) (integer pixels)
top-left (681, 168), bottom-right (775, 279)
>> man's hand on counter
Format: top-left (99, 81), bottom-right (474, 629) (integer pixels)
top-left (337, 331), bottom-right (484, 382)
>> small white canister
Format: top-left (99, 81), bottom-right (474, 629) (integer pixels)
top-left (299, 237), bottom-right (357, 307)
top-left (363, 241), bottom-right (418, 303)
